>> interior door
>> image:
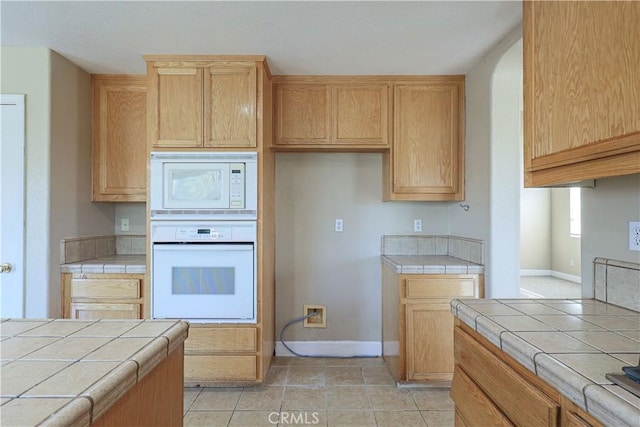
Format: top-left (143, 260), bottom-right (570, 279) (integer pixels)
top-left (0, 94), bottom-right (26, 318)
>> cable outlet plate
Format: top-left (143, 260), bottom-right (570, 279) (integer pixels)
top-left (303, 305), bottom-right (327, 328)
top-left (630, 221), bottom-right (640, 251)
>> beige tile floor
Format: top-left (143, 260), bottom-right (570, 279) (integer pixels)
top-left (183, 357), bottom-right (455, 427)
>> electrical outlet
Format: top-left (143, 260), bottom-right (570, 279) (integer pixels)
top-left (413, 219), bottom-right (423, 232)
top-left (335, 219), bottom-right (343, 232)
top-left (120, 218), bottom-right (130, 232)
top-left (630, 221), bottom-right (640, 251)
top-left (303, 305), bottom-right (327, 328)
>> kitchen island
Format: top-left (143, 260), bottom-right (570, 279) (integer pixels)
top-left (0, 318), bottom-right (188, 426)
top-left (451, 298), bottom-right (640, 426)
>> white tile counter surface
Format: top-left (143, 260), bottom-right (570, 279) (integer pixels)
top-left (381, 255), bottom-right (484, 274)
top-left (0, 319), bottom-right (188, 426)
top-left (60, 255), bottom-right (146, 274)
top-left (451, 298), bottom-right (640, 426)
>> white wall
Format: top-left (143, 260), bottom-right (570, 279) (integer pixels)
top-left (581, 174), bottom-right (640, 297)
top-left (489, 38), bottom-right (523, 298)
top-left (114, 203), bottom-right (146, 235)
top-left (1, 47), bottom-right (114, 317)
top-left (520, 187), bottom-right (551, 270)
top-left (49, 51), bottom-right (114, 316)
top-left (550, 188), bottom-right (581, 277)
top-left (1, 47), bottom-right (52, 317)
top-left (275, 153), bottom-right (451, 343)
top-left (448, 24), bottom-right (523, 298)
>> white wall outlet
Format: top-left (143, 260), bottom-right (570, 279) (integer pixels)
top-left (413, 219), bottom-right (423, 232)
top-left (335, 218), bottom-right (343, 232)
top-left (120, 218), bottom-right (130, 232)
top-left (630, 221), bottom-right (640, 251)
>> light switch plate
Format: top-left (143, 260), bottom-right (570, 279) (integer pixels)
top-left (630, 221), bottom-right (640, 251)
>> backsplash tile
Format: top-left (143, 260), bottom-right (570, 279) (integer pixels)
top-left (593, 258), bottom-right (640, 312)
top-left (64, 241), bottom-right (82, 264)
top-left (381, 235), bottom-right (485, 266)
top-left (60, 235), bottom-right (146, 264)
top-left (418, 237), bottom-right (436, 255)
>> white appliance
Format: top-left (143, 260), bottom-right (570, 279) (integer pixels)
top-left (150, 152), bottom-right (257, 220)
top-left (151, 221), bottom-right (256, 322)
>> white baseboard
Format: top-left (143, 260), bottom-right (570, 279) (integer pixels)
top-left (275, 341), bottom-right (381, 357)
top-left (520, 269), bottom-right (552, 276)
top-left (520, 269), bottom-right (581, 284)
top-left (550, 271), bottom-right (581, 284)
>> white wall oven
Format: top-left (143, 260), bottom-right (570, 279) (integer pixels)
top-left (150, 152), bottom-right (257, 220)
top-left (151, 221), bottom-right (256, 322)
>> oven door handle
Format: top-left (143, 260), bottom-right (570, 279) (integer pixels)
top-left (153, 244), bottom-right (253, 252)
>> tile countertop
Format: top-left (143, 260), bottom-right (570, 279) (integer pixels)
top-left (0, 319), bottom-right (188, 426)
top-left (60, 255), bottom-right (146, 274)
top-left (381, 255), bottom-right (484, 274)
top-left (451, 298), bottom-right (640, 426)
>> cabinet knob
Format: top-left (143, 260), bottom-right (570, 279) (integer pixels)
top-left (0, 263), bottom-right (13, 273)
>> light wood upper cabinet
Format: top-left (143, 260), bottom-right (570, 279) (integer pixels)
top-left (155, 67), bottom-right (203, 148)
top-left (333, 84), bottom-right (388, 145)
top-left (273, 77), bottom-right (390, 149)
top-left (524, 1), bottom-right (640, 186)
top-left (146, 56), bottom-right (262, 149)
top-left (275, 83), bottom-right (331, 145)
top-left (91, 75), bottom-right (147, 202)
top-left (205, 66), bottom-right (257, 148)
top-left (384, 79), bottom-right (465, 201)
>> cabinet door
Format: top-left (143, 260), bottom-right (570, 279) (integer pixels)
top-left (204, 66), bottom-right (257, 148)
top-left (153, 67), bottom-right (203, 147)
top-left (92, 76), bottom-right (147, 202)
top-left (274, 84), bottom-right (331, 145)
top-left (70, 303), bottom-right (140, 320)
top-left (333, 84), bottom-right (389, 146)
top-left (524, 1), bottom-right (640, 186)
top-left (405, 301), bottom-right (454, 381)
top-left (391, 82), bottom-right (464, 201)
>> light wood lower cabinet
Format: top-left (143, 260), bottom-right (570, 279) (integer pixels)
top-left (452, 323), bottom-right (602, 427)
top-left (184, 325), bottom-right (259, 385)
top-left (61, 273), bottom-right (146, 319)
top-left (381, 265), bottom-right (483, 383)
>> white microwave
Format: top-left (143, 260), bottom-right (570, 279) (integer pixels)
top-left (150, 152), bottom-right (257, 220)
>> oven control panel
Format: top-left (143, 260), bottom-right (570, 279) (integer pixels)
top-left (176, 226), bottom-right (231, 240)
top-left (151, 221), bottom-right (257, 243)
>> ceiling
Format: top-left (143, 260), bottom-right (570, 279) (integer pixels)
top-left (1, 1), bottom-right (522, 76)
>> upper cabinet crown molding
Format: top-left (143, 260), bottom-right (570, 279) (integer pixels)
top-left (524, 1), bottom-right (640, 186)
top-left (91, 74), bottom-right (147, 202)
top-left (145, 55), bottom-right (269, 150)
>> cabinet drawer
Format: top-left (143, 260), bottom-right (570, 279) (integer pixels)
top-left (454, 327), bottom-right (559, 426)
top-left (184, 355), bottom-right (257, 382)
top-left (451, 366), bottom-right (513, 426)
top-left (71, 278), bottom-right (140, 299)
top-left (71, 302), bottom-right (140, 320)
top-left (185, 327), bottom-right (256, 353)
top-left (406, 276), bottom-right (477, 299)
